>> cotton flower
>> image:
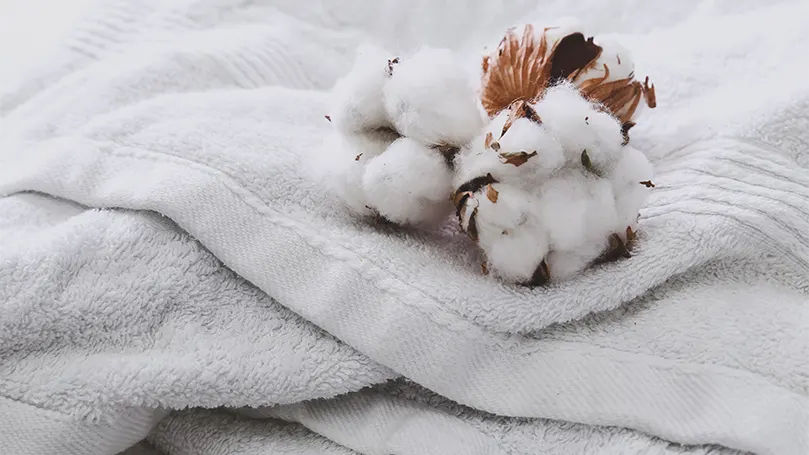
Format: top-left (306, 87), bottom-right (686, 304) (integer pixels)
top-left (384, 47), bottom-right (486, 146)
top-left (363, 137), bottom-right (454, 227)
top-left (448, 22), bottom-right (658, 285)
top-left (454, 78), bottom-right (654, 286)
top-left (322, 22), bottom-right (659, 283)
top-left (322, 46), bottom-right (480, 227)
top-left (319, 129), bottom-right (398, 217)
top-left (328, 44), bottom-right (393, 134)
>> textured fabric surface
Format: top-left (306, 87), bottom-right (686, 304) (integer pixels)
top-left (1, 0), bottom-right (808, 454)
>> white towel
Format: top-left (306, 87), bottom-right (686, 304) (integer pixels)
top-left (1, 1), bottom-right (807, 454)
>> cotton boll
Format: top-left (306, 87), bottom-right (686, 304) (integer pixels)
top-left (473, 183), bottom-right (535, 240)
top-left (322, 130), bottom-right (399, 217)
top-left (362, 137), bottom-right (453, 227)
top-left (463, 183), bottom-right (549, 283)
top-left (534, 83), bottom-right (624, 168)
top-left (469, 184), bottom-right (553, 284)
top-left (454, 140), bottom-right (499, 189)
top-left (542, 176), bottom-right (619, 281)
top-left (582, 110), bottom-right (626, 168)
top-left (454, 112), bottom-right (566, 192)
top-left (497, 118), bottom-right (545, 151)
top-left (538, 169), bottom-right (618, 252)
top-left (535, 171), bottom-right (589, 251)
top-left (452, 135), bottom-right (546, 194)
top-left (384, 47), bottom-right (485, 146)
top-left (610, 145), bottom-right (654, 233)
top-left (614, 185), bottom-right (649, 234)
top-left (453, 127), bottom-right (508, 189)
top-left (462, 22), bottom-right (657, 284)
top-left (486, 228), bottom-right (550, 283)
top-left (584, 177), bottom-right (621, 242)
top-left (545, 239), bottom-right (609, 281)
top-left (487, 110), bottom-right (510, 135)
top-left (497, 118), bottom-right (566, 183)
top-left (329, 44), bottom-right (394, 133)
top-left (609, 145), bottom-right (654, 186)
top-left (453, 111), bottom-right (513, 186)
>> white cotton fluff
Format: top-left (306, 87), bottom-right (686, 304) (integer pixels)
top-left (329, 44), bottom-right (394, 134)
top-left (454, 83), bottom-right (654, 284)
top-left (362, 137), bottom-right (454, 227)
top-left (497, 118), bottom-right (566, 182)
top-left (453, 112), bottom-right (565, 191)
top-left (452, 111), bottom-right (511, 187)
top-left (383, 47), bottom-right (486, 146)
top-left (322, 129), bottom-right (399, 217)
top-left (536, 170), bottom-right (618, 252)
top-left (544, 240), bottom-right (611, 281)
top-left (472, 183), bottom-right (550, 283)
top-left (609, 145), bottom-right (655, 238)
top-left (533, 83), bottom-right (624, 169)
top-left (542, 16), bottom-right (585, 46)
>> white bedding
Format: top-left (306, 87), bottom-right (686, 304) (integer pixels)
top-left (1, 1), bottom-right (808, 454)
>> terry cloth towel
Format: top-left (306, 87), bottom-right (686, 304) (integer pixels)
top-left (1, 0), bottom-right (808, 454)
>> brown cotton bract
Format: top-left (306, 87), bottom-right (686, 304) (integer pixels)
top-left (480, 24), bottom-right (657, 136)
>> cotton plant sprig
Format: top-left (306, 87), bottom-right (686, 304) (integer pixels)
top-left (320, 20), bottom-right (658, 286)
top-left (321, 44), bottom-right (485, 228)
top-left (452, 20), bottom-right (658, 286)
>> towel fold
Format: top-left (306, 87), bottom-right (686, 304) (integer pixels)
top-left (1, 1), bottom-right (807, 454)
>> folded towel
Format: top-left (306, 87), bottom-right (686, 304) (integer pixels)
top-left (1, 1), bottom-right (807, 454)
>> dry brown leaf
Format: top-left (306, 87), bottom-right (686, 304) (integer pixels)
top-left (625, 225), bottom-right (637, 243)
top-left (481, 24), bottom-right (657, 140)
top-left (593, 232), bottom-right (635, 265)
top-left (484, 131), bottom-right (494, 149)
top-left (613, 233), bottom-right (632, 259)
top-left (621, 121), bottom-right (636, 145)
top-left (453, 190), bottom-right (471, 206)
top-left (602, 233), bottom-right (632, 261)
top-left (354, 153), bottom-right (363, 161)
top-left (523, 260), bottom-right (550, 287)
top-left (481, 24), bottom-right (555, 116)
top-left (481, 262), bottom-right (489, 275)
top-left (550, 33), bottom-right (602, 81)
top-left (435, 145), bottom-right (459, 168)
top-left (490, 141), bottom-right (501, 152)
top-left (485, 184), bottom-right (499, 203)
top-left (501, 100), bottom-right (543, 137)
top-left (639, 180), bottom-right (655, 188)
top-left (453, 174), bottom-right (499, 237)
top-left (387, 57), bottom-right (400, 76)
top-left (455, 173), bottom-right (498, 197)
top-left (643, 77), bottom-right (656, 108)
top-left (578, 66), bottom-right (648, 125)
top-left (467, 206), bottom-right (480, 241)
top-left (452, 191), bottom-right (472, 220)
top-left (500, 150), bottom-right (538, 166)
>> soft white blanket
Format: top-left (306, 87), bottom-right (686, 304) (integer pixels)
top-left (1, 0), bottom-right (808, 454)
